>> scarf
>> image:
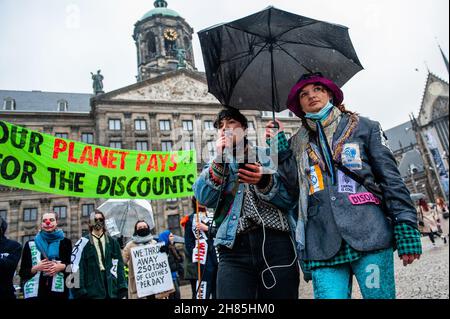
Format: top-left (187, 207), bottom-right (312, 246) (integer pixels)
top-left (131, 234), bottom-right (154, 245)
top-left (305, 104), bottom-right (339, 184)
top-left (34, 229), bottom-right (65, 260)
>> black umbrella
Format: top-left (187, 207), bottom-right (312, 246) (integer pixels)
top-left (198, 6), bottom-right (363, 120)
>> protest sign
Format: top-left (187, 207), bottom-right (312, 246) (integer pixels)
top-left (192, 238), bottom-right (207, 265)
top-left (0, 120), bottom-right (196, 199)
top-left (131, 243), bottom-right (174, 298)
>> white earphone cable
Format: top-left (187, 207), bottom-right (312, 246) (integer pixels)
top-left (246, 184), bottom-right (298, 290)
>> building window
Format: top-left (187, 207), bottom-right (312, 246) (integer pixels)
top-left (53, 206), bottom-right (67, 219)
top-left (164, 39), bottom-right (176, 57)
top-left (136, 141), bottom-right (148, 151)
top-left (146, 32), bottom-right (157, 58)
top-left (184, 37), bottom-right (192, 60)
top-left (135, 119), bottom-right (147, 131)
top-left (159, 120), bottom-right (171, 131)
top-left (23, 208), bottom-right (38, 222)
top-left (184, 141), bottom-right (195, 150)
top-left (167, 214), bottom-right (181, 234)
top-left (161, 141), bottom-right (172, 152)
top-left (55, 133), bottom-right (69, 139)
top-left (207, 141), bottom-right (216, 158)
top-left (81, 133), bottom-right (94, 144)
top-left (0, 209), bottom-right (6, 220)
top-left (109, 119), bottom-right (122, 131)
top-left (82, 204), bottom-right (95, 217)
top-left (182, 120), bottom-right (193, 131)
top-left (109, 141), bottom-right (122, 149)
top-left (204, 121), bottom-right (214, 131)
top-left (3, 98), bottom-right (16, 110)
top-left (22, 235), bottom-right (35, 245)
top-left (248, 121), bottom-right (255, 130)
top-left (57, 100), bottom-right (68, 112)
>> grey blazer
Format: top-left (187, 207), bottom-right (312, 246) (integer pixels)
top-left (279, 114), bottom-right (418, 261)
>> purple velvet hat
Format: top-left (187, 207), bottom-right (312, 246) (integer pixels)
top-left (286, 73), bottom-right (344, 118)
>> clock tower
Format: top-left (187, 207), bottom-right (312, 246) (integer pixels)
top-left (133, 0), bottom-right (196, 81)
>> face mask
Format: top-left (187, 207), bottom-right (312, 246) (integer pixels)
top-left (94, 221), bottom-right (104, 231)
top-left (305, 101), bottom-right (334, 121)
top-left (136, 228), bottom-right (151, 237)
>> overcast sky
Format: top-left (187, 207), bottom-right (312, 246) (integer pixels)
top-left (0, 0), bottom-right (448, 129)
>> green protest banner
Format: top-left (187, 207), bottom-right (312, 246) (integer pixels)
top-left (0, 120), bottom-right (197, 199)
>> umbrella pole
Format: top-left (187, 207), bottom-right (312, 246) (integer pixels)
top-left (270, 44), bottom-right (279, 129)
top-left (195, 200), bottom-right (203, 299)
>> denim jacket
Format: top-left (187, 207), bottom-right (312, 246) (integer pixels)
top-left (193, 145), bottom-right (298, 249)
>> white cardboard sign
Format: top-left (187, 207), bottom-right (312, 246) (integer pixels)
top-left (131, 243), bottom-right (174, 298)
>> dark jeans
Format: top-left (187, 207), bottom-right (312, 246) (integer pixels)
top-left (189, 279), bottom-right (197, 299)
top-left (428, 231), bottom-right (440, 244)
top-left (217, 228), bottom-right (299, 299)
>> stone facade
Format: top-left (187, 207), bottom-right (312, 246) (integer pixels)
top-left (413, 73), bottom-right (449, 202)
top-left (133, 1), bottom-right (196, 81)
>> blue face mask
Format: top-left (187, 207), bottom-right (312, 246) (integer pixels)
top-left (305, 101), bottom-right (334, 121)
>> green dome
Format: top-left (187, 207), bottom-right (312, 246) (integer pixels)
top-left (141, 7), bottom-right (180, 20)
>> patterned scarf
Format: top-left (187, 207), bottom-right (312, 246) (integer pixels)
top-left (305, 108), bottom-right (360, 172)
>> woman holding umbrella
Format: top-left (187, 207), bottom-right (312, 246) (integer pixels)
top-left (267, 72), bottom-right (423, 299)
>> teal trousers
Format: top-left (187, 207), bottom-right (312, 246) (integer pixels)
top-left (312, 248), bottom-right (396, 299)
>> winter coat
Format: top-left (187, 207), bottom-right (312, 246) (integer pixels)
top-left (280, 113), bottom-right (418, 260)
top-left (122, 239), bottom-right (156, 299)
top-left (19, 238), bottom-right (72, 299)
top-left (183, 213), bottom-right (218, 282)
top-left (72, 234), bottom-right (127, 299)
top-left (193, 145), bottom-right (297, 249)
top-left (183, 213), bottom-right (198, 281)
top-left (0, 219), bottom-right (22, 299)
top-left (419, 205), bottom-right (440, 233)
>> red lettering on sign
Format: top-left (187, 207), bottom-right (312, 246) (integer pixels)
top-left (94, 148), bottom-right (108, 168)
top-left (107, 150), bottom-right (118, 169)
top-left (136, 153), bottom-right (148, 171)
top-left (79, 146), bottom-right (94, 166)
top-left (52, 139), bottom-right (67, 159)
top-left (169, 154), bottom-right (178, 172)
top-left (119, 152), bottom-right (129, 170)
top-left (146, 154), bottom-right (159, 172)
top-left (159, 154), bottom-right (169, 172)
top-left (68, 142), bottom-right (78, 163)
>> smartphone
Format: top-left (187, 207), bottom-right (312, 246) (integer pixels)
top-left (238, 162), bottom-right (256, 170)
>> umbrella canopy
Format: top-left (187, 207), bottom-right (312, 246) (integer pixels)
top-left (198, 6), bottom-right (363, 114)
top-left (410, 193), bottom-right (426, 201)
top-left (97, 199), bottom-right (155, 238)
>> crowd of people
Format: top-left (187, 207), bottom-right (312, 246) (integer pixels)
top-left (0, 72), bottom-right (448, 300)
